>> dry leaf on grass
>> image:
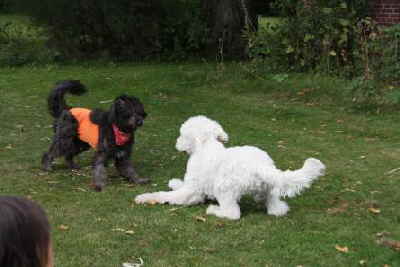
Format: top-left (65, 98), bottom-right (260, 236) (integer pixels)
top-left (168, 208), bottom-right (180, 212)
top-left (215, 222), bottom-right (225, 228)
top-left (125, 230), bottom-right (135, 235)
top-left (58, 225), bottom-right (69, 231)
top-left (368, 207), bottom-right (381, 214)
top-left (195, 216), bottom-right (207, 222)
top-left (75, 187), bottom-right (87, 192)
top-left (112, 228), bottom-right (135, 235)
top-left (122, 257), bottom-right (144, 267)
top-left (327, 201), bottom-right (349, 214)
top-left (377, 238), bottom-right (400, 251)
top-left (376, 232), bottom-right (391, 238)
top-left (386, 167), bottom-right (400, 175)
top-left (335, 245), bottom-right (349, 253)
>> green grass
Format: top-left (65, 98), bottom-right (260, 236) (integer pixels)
top-left (1, 62), bottom-right (400, 267)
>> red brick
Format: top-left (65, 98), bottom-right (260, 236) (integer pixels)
top-left (370, 0), bottom-right (400, 25)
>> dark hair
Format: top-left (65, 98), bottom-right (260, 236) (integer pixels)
top-left (0, 196), bottom-right (51, 267)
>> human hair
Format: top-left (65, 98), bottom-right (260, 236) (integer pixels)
top-left (0, 196), bottom-right (52, 267)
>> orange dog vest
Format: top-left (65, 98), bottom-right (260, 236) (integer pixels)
top-left (70, 108), bottom-right (99, 149)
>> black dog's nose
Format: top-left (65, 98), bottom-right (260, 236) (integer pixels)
top-left (136, 119), bottom-right (143, 126)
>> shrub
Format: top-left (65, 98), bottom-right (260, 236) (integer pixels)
top-left (347, 21), bottom-right (400, 108)
top-left (13, 0), bottom-right (206, 60)
top-left (0, 20), bottom-right (54, 66)
top-left (249, 0), bottom-right (369, 74)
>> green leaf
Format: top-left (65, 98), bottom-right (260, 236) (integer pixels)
top-left (304, 34), bottom-right (314, 42)
top-left (286, 46), bottom-right (294, 54)
top-left (322, 8), bottom-right (332, 14)
top-left (339, 19), bottom-right (350, 27)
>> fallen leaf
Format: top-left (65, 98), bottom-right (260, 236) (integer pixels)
top-left (327, 201), bottom-right (349, 214)
top-left (125, 230), bottom-right (135, 235)
top-left (195, 216), bottom-right (206, 222)
top-left (368, 207), bottom-right (381, 214)
top-left (168, 208), bottom-right (180, 212)
top-left (75, 187), bottom-right (87, 192)
top-left (58, 225), bottom-right (69, 231)
top-left (376, 232), bottom-right (391, 238)
top-left (377, 238), bottom-right (400, 251)
top-left (335, 245), bottom-right (349, 253)
top-left (122, 257), bottom-right (144, 267)
top-left (215, 222), bottom-right (225, 228)
top-left (112, 228), bottom-right (125, 232)
top-left (204, 248), bottom-right (217, 253)
top-left (386, 167), bottom-right (400, 175)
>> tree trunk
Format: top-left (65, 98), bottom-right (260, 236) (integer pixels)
top-left (201, 0), bottom-right (258, 60)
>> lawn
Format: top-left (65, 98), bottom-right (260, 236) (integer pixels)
top-left (0, 62), bottom-right (399, 266)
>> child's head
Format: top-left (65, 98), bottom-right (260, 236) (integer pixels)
top-left (0, 196), bottom-right (53, 267)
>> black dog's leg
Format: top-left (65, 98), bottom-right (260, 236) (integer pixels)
top-left (64, 140), bottom-right (89, 170)
top-left (65, 155), bottom-right (80, 170)
top-left (42, 111), bottom-right (79, 171)
top-left (92, 152), bottom-right (108, 192)
top-left (41, 140), bottom-right (59, 171)
top-left (115, 158), bottom-right (150, 184)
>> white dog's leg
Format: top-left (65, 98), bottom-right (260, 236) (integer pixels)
top-left (135, 188), bottom-right (204, 206)
top-left (206, 194), bottom-right (241, 220)
top-left (168, 178), bottom-right (184, 191)
top-left (266, 192), bottom-right (289, 216)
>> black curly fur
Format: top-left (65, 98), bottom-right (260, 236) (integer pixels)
top-left (47, 80), bottom-right (86, 118)
top-left (42, 80), bottom-right (149, 191)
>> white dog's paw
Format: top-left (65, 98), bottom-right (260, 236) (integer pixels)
top-left (206, 204), bottom-right (219, 215)
top-left (206, 204), bottom-right (241, 220)
top-left (267, 200), bottom-right (289, 216)
top-left (134, 193), bottom-right (159, 204)
top-left (168, 178), bottom-right (184, 190)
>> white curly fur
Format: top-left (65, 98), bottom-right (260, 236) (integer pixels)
top-left (135, 115), bottom-right (326, 220)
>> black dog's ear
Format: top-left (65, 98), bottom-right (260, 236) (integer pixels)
top-left (108, 98), bottom-right (126, 123)
top-left (108, 103), bottom-right (117, 123)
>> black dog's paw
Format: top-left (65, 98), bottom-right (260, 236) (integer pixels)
top-left (41, 153), bottom-right (53, 171)
top-left (130, 177), bottom-right (150, 184)
top-left (91, 182), bottom-right (104, 192)
top-left (67, 162), bottom-right (81, 170)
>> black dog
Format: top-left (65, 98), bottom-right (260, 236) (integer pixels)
top-left (41, 80), bottom-right (149, 191)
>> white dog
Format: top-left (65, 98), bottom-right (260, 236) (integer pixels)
top-left (135, 115), bottom-right (326, 220)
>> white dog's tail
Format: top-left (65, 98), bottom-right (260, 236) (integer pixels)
top-left (268, 158), bottom-right (325, 198)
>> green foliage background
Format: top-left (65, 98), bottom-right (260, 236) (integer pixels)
top-left (12, 0), bottom-right (207, 60)
top-left (248, 0), bottom-right (400, 109)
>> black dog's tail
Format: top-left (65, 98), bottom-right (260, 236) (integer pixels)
top-left (47, 80), bottom-right (86, 118)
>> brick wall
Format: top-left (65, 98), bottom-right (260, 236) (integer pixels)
top-left (370, 0), bottom-right (400, 26)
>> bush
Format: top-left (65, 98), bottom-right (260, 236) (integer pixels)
top-left (13, 0), bottom-right (206, 60)
top-left (347, 21), bottom-right (400, 108)
top-left (249, 0), bottom-right (369, 74)
top-left (248, 0), bottom-right (400, 110)
top-left (0, 20), bottom-right (55, 66)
